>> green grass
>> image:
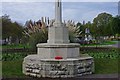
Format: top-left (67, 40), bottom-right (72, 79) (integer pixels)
top-left (95, 58), bottom-right (119, 74)
top-left (102, 41), bottom-right (118, 45)
top-left (2, 60), bottom-right (25, 77)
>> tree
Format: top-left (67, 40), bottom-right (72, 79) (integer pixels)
top-left (93, 12), bottom-right (113, 36)
top-left (2, 14), bottom-right (12, 39)
top-left (2, 14), bottom-right (24, 44)
top-left (110, 15), bottom-right (120, 35)
top-left (76, 22), bottom-right (85, 33)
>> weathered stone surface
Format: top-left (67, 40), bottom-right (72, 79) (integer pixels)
top-left (37, 43), bottom-right (80, 59)
top-left (47, 24), bottom-right (70, 43)
top-left (23, 55), bottom-right (94, 78)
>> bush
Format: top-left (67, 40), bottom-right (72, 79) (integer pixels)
top-left (84, 48), bottom-right (119, 59)
top-left (2, 53), bottom-right (27, 61)
top-left (28, 30), bottom-right (48, 50)
top-left (69, 31), bottom-right (76, 43)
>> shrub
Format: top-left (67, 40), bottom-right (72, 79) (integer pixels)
top-left (28, 30), bottom-right (48, 50)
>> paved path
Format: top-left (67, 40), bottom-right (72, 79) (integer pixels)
top-left (2, 74), bottom-right (119, 80)
top-left (78, 73), bottom-right (119, 78)
top-left (111, 41), bottom-right (120, 48)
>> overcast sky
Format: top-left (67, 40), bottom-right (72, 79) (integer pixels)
top-left (1, 0), bottom-right (119, 25)
top-left (1, 0), bottom-right (120, 2)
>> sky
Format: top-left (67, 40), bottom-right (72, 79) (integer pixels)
top-left (1, 0), bottom-right (120, 2)
top-left (1, 0), bottom-right (119, 25)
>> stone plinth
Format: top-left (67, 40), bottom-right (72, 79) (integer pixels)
top-left (47, 24), bottom-right (70, 43)
top-left (37, 43), bottom-right (80, 59)
top-left (23, 55), bottom-right (94, 78)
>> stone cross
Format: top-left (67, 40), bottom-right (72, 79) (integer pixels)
top-left (48, 0), bottom-right (70, 43)
top-left (55, 0), bottom-right (62, 24)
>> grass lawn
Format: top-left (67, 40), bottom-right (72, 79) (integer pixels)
top-left (2, 60), bottom-right (25, 78)
top-left (102, 41), bottom-right (118, 45)
top-left (95, 58), bottom-right (119, 74)
top-left (2, 58), bottom-right (119, 78)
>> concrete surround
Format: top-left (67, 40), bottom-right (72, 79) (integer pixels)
top-left (23, 0), bottom-right (94, 78)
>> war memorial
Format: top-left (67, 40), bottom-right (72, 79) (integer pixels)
top-left (23, 0), bottom-right (94, 78)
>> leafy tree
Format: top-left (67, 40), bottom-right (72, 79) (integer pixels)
top-left (93, 12), bottom-right (113, 36)
top-left (110, 15), bottom-right (120, 35)
top-left (76, 22), bottom-right (85, 33)
top-left (2, 14), bottom-right (12, 39)
top-left (2, 14), bottom-right (24, 44)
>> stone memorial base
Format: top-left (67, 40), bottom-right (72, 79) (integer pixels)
top-left (23, 54), bottom-right (94, 78)
top-left (36, 43), bottom-right (80, 59)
